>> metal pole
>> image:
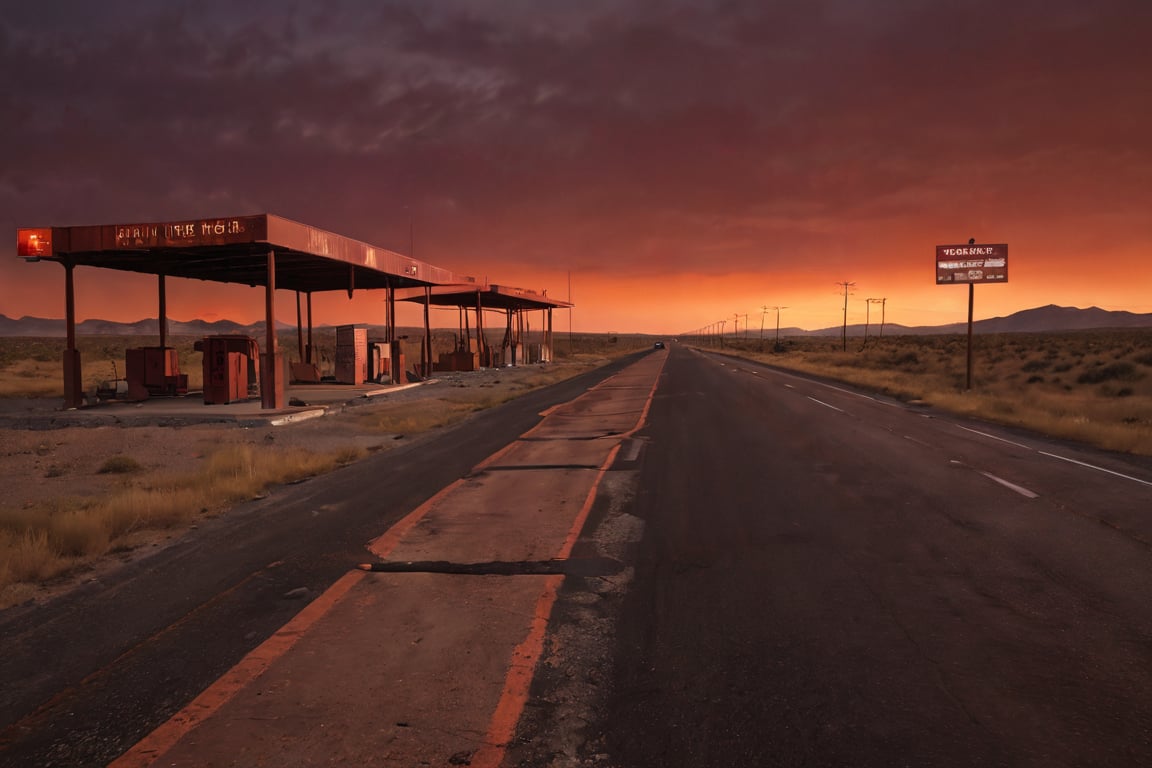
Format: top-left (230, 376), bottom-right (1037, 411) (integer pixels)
top-left (386, 280), bottom-right (396, 344)
top-left (476, 290), bottom-right (485, 366)
top-left (546, 307), bottom-right (553, 362)
top-left (262, 249), bottom-right (280, 409)
top-left (966, 283), bottom-right (975, 390)
top-left (62, 260), bottom-right (82, 408)
top-left (295, 290), bottom-right (304, 361)
top-left (423, 285), bottom-right (432, 376)
top-left (158, 273), bottom-right (168, 349)
top-left (306, 292), bottom-right (313, 364)
top-left (838, 281), bottom-right (856, 352)
top-left (842, 287), bottom-right (849, 351)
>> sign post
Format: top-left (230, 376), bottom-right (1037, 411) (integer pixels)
top-left (935, 242), bottom-right (1008, 390)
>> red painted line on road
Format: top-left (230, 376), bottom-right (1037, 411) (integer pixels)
top-left (471, 352), bottom-right (666, 766)
top-left (470, 574), bottom-right (564, 768)
top-left (366, 476), bottom-right (470, 559)
top-left (471, 446), bottom-right (617, 767)
top-left (109, 569), bottom-right (365, 768)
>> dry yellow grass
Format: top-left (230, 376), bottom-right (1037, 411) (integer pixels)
top-left (0, 443), bottom-right (364, 606)
top-left (0, 359), bottom-right (62, 397)
top-left (0, 335), bottom-right (207, 397)
top-left (712, 329), bottom-right (1152, 455)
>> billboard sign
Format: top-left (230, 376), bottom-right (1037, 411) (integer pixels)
top-left (936, 243), bottom-right (1008, 284)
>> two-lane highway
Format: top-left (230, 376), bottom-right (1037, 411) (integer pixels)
top-left (516, 342), bottom-right (1152, 767)
top-left (6, 341), bottom-right (1151, 767)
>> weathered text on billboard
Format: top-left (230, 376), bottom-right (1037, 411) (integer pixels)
top-left (936, 243), bottom-right (1008, 284)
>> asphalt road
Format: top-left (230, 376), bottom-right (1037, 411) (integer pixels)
top-left (0, 353), bottom-right (643, 768)
top-left (518, 343), bottom-right (1152, 767)
top-left (6, 342), bottom-right (1152, 767)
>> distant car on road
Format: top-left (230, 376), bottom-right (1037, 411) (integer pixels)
top-left (654, 341), bottom-right (665, 349)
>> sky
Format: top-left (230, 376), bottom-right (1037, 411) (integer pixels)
top-left (1, 0), bottom-right (1150, 334)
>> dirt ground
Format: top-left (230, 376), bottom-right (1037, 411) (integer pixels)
top-left (2, 366), bottom-right (565, 507)
top-left (3, 404), bottom-right (378, 511)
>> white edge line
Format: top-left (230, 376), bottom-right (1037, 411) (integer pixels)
top-left (904, 435), bottom-right (931, 448)
top-left (813, 379), bottom-right (903, 408)
top-left (1038, 451), bottom-right (1152, 488)
top-left (979, 471), bottom-right (1040, 499)
top-left (807, 396), bottom-right (845, 413)
top-left (956, 424), bottom-right (1032, 450)
top-left (817, 382), bottom-right (875, 402)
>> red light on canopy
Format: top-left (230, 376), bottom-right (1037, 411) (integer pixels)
top-left (17, 228), bottom-right (52, 259)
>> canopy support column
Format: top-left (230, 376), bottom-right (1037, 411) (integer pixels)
top-left (463, 305), bottom-right (471, 356)
top-left (503, 308), bottom-right (514, 367)
top-left (545, 307), bottom-right (553, 363)
top-left (475, 292), bottom-right (485, 367)
top-left (306, 292), bottom-right (314, 364)
top-left (295, 291), bottom-right (304, 361)
top-left (158, 273), bottom-right (168, 349)
top-left (386, 281), bottom-right (396, 344)
top-left (423, 285), bottom-right (432, 377)
top-left (261, 250), bottom-right (284, 409)
top-left (62, 260), bottom-right (82, 408)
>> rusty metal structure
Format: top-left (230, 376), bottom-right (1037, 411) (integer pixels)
top-left (397, 283), bottom-right (571, 371)
top-left (16, 214), bottom-right (570, 409)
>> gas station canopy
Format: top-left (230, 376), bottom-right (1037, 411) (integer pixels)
top-left (16, 213), bottom-right (469, 292)
top-left (16, 213), bottom-right (573, 410)
top-left (395, 283), bottom-right (572, 311)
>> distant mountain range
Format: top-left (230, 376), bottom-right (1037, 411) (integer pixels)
top-left (1, 304), bottom-right (1150, 338)
top-left (801, 304), bottom-right (1152, 337)
top-left (0, 315), bottom-right (292, 338)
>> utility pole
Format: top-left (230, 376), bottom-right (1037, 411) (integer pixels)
top-left (759, 306), bottom-right (768, 351)
top-left (862, 298), bottom-right (885, 350)
top-left (837, 281), bottom-right (856, 352)
top-left (770, 306), bottom-right (788, 348)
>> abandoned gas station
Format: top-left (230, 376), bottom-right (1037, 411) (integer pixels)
top-left (15, 214), bottom-right (572, 410)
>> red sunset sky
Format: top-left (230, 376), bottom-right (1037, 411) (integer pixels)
top-left (1, 0), bottom-right (1150, 334)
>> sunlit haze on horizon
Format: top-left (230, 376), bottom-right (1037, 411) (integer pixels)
top-left (1, 0), bottom-right (1149, 334)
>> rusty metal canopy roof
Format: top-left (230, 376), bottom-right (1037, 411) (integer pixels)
top-left (396, 283), bottom-right (573, 311)
top-left (16, 214), bottom-right (471, 292)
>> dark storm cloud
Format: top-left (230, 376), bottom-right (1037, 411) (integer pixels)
top-left (2, 0), bottom-right (1149, 279)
